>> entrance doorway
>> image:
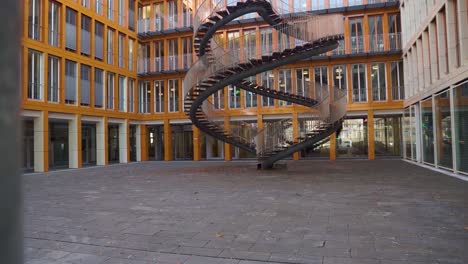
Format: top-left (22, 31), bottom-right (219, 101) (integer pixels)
top-left (172, 124), bottom-right (193, 160)
top-left (49, 122), bottom-right (69, 168)
top-left (148, 125), bottom-right (164, 160)
top-left (129, 125), bottom-right (137, 162)
top-left (108, 124), bottom-right (119, 163)
top-left (23, 120), bottom-right (34, 172)
top-left (82, 124), bottom-right (97, 166)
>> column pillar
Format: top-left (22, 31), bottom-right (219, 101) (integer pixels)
top-left (34, 111), bottom-right (48, 172)
top-left (164, 119), bottom-right (172, 161)
top-left (193, 126), bottom-right (201, 161)
top-left (368, 111), bottom-right (375, 160)
top-left (140, 124), bottom-right (148, 161)
top-left (96, 117), bottom-right (107, 166)
top-left (292, 113), bottom-right (299, 160)
top-left (119, 120), bottom-right (128, 163)
top-left (136, 124), bottom-right (141, 161)
top-left (68, 114), bottom-right (81, 169)
top-left (224, 116), bottom-right (232, 161)
top-left (329, 132), bottom-right (337, 160)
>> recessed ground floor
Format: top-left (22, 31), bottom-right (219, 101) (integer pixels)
top-left (21, 110), bottom-right (405, 173)
top-left (23, 160), bottom-right (468, 264)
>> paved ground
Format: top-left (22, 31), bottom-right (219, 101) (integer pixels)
top-left (23, 160), bottom-right (468, 264)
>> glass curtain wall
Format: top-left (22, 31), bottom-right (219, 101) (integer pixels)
top-left (435, 90), bottom-right (452, 169)
top-left (421, 97), bottom-right (434, 164)
top-left (374, 116), bottom-right (402, 156)
top-left (337, 118), bottom-right (368, 158)
top-left (454, 82), bottom-right (468, 174)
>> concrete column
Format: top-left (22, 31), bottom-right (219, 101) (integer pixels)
top-left (119, 120), bottom-right (128, 163)
top-left (136, 124), bottom-right (141, 161)
top-left (422, 30), bottom-right (431, 87)
top-left (96, 117), bottom-right (107, 166)
top-left (193, 126), bottom-right (201, 161)
top-left (436, 12), bottom-right (448, 75)
top-left (34, 111), bottom-right (48, 172)
top-left (429, 21), bottom-right (439, 82)
top-left (446, 0), bottom-right (460, 70)
top-left (68, 114), bottom-right (81, 169)
top-left (458, 0), bottom-right (468, 62)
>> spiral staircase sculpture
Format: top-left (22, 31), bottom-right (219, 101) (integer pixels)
top-left (183, 0), bottom-right (348, 169)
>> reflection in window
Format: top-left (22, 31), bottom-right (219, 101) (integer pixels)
top-left (337, 118), bottom-right (368, 157)
top-left (352, 64), bottom-right (366, 102)
top-left (371, 62), bottom-right (386, 101)
top-left (435, 90), bottom-right (452, 168)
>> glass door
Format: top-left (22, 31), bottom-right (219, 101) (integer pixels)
top-left (82, 124), bottom-right (97, 166)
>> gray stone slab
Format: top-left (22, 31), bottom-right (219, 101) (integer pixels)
top-left (22, 160), bottom-right (468, 264)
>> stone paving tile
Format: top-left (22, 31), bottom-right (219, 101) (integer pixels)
top-left (23, 160), bottom-right (468, 264)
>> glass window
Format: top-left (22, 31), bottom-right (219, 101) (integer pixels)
top-left (260, 28), bottom-right (273, 55)
top-left (388, 14), bottom-right (401, 50)
top-left (128, 0), bottom-right (135, 30)
top-left (374, 116), bottom-right (402, 156)
top-left (48, 56), bottom-right (60, 103)
top-left (228, 85), bottom-right (241, 109)
top-left (337, 118), bottom-right (368, 158)
top-left (168, 79), bottom-right (179, 112)
top-left (329, 0), bottom-right (343, 8)
top-left (118, 0), bottom-right (124, 26)
top-left (182, 37), bottom-right (192, 69)
top-left (28, 0), bottom-right (41, 40)
top-left (403, 108), bottom-right (411, 159)
top-left (168, 39), bottom-right (178, 70)
top-left (454, 83), bottom-right (468, 174)
top-left (80, 64), bottom-right (91, 106)
top-left (154, 41), bottom-right (164, 72)
top-left (349, 17), bottom-right (363, 53)
top-left (261, 71), bottom-right (274, 107)
top-left (296, 68), bottom-right (310, 97)
top-left (277, 33), bottom-right (290, 52)
top-left (138, 81), bottom-right (150, 113)
top-left (82, 0), bottom-right (90, 8)
top-left (311, 0), bottom-right (325, 10)
top-left (107, 28), bottom-right (114, 65)
top-left (95, 22), bottom-right (104, 60)
top-left (118, 75), bottom-right (126, 111)
top-left (182, 2), bottom-right (192, 27)
top-left (293, 0), bottom-right (307, 11)
top-left (371, 62), bottom-right (386, 101)
top-left (421, 97), bottom-right (434, 164)
top-left (278, 69), bottom-right (292, 106)
top-left (65, 8), bottom-right (77, 50)
top-left (243, 30), bottom-right (256, 61)
top-left (314, 66), bottom-right (328, 100)
top-left (368, 15), bottom-right (383, 52)
top-left (351, 64), bottom-right (366, 102)
top-left (154, 80), bottom-right (164, 113)
top-left (435, 90), bottom-right (453, 169)
top-left (244, 76), bottom-right (257, 108)
top-left (228, 31), bottom-right (240, 60)
top-left (107, 72), bottom-right (114, 109)
top-left (107, 0), bottom-right (114, 20)
top-left (95, 0), bottom-right (103, 15)
top-left (213, 89), bottom-right (224, 110)
top-left (390, 60), bottom-right (404, 100)
top-left (28, 49), bottom-right (43, 100)
top-left (332, 65), bottom-right (347, 93)
top-left (168, 1), bottom-right (178, 29)
top-left (65, 60), bottom-right (77, 104)
top-left (81, 15), bottom-right (91, 56)
top-left (94, 68), bottom-right (104, 108)
top-left (153, 3), bottom-right (164, 31)
top-left (48, 1), bottom-right (60, 47)
top-left (128, 78), bottom-right (135, 112)
top-left (118, 33), bottom-right (124, 68)
top-left (128, 38), bottom-right (134, 71)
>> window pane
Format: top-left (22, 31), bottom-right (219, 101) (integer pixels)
top-left (454, 83), bottom-right (468, 173)
top-left (421, 98), bottom-right (434, 164)
top-left (435, 91), bottom-right (452, 168)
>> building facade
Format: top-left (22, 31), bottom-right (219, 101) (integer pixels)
top-left (22, 0), bottom-right (406, 172)
top-left (401, 0), bottom-right (468, 177)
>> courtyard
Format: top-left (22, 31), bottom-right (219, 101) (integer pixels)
top-left (23, 160), bottom-right (468, 264)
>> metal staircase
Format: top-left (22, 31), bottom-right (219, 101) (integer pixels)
top-left (183, 0), bottom-right (347, 169)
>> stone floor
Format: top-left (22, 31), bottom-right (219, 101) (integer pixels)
top-left (23, 160), bottom-right (468, 264)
